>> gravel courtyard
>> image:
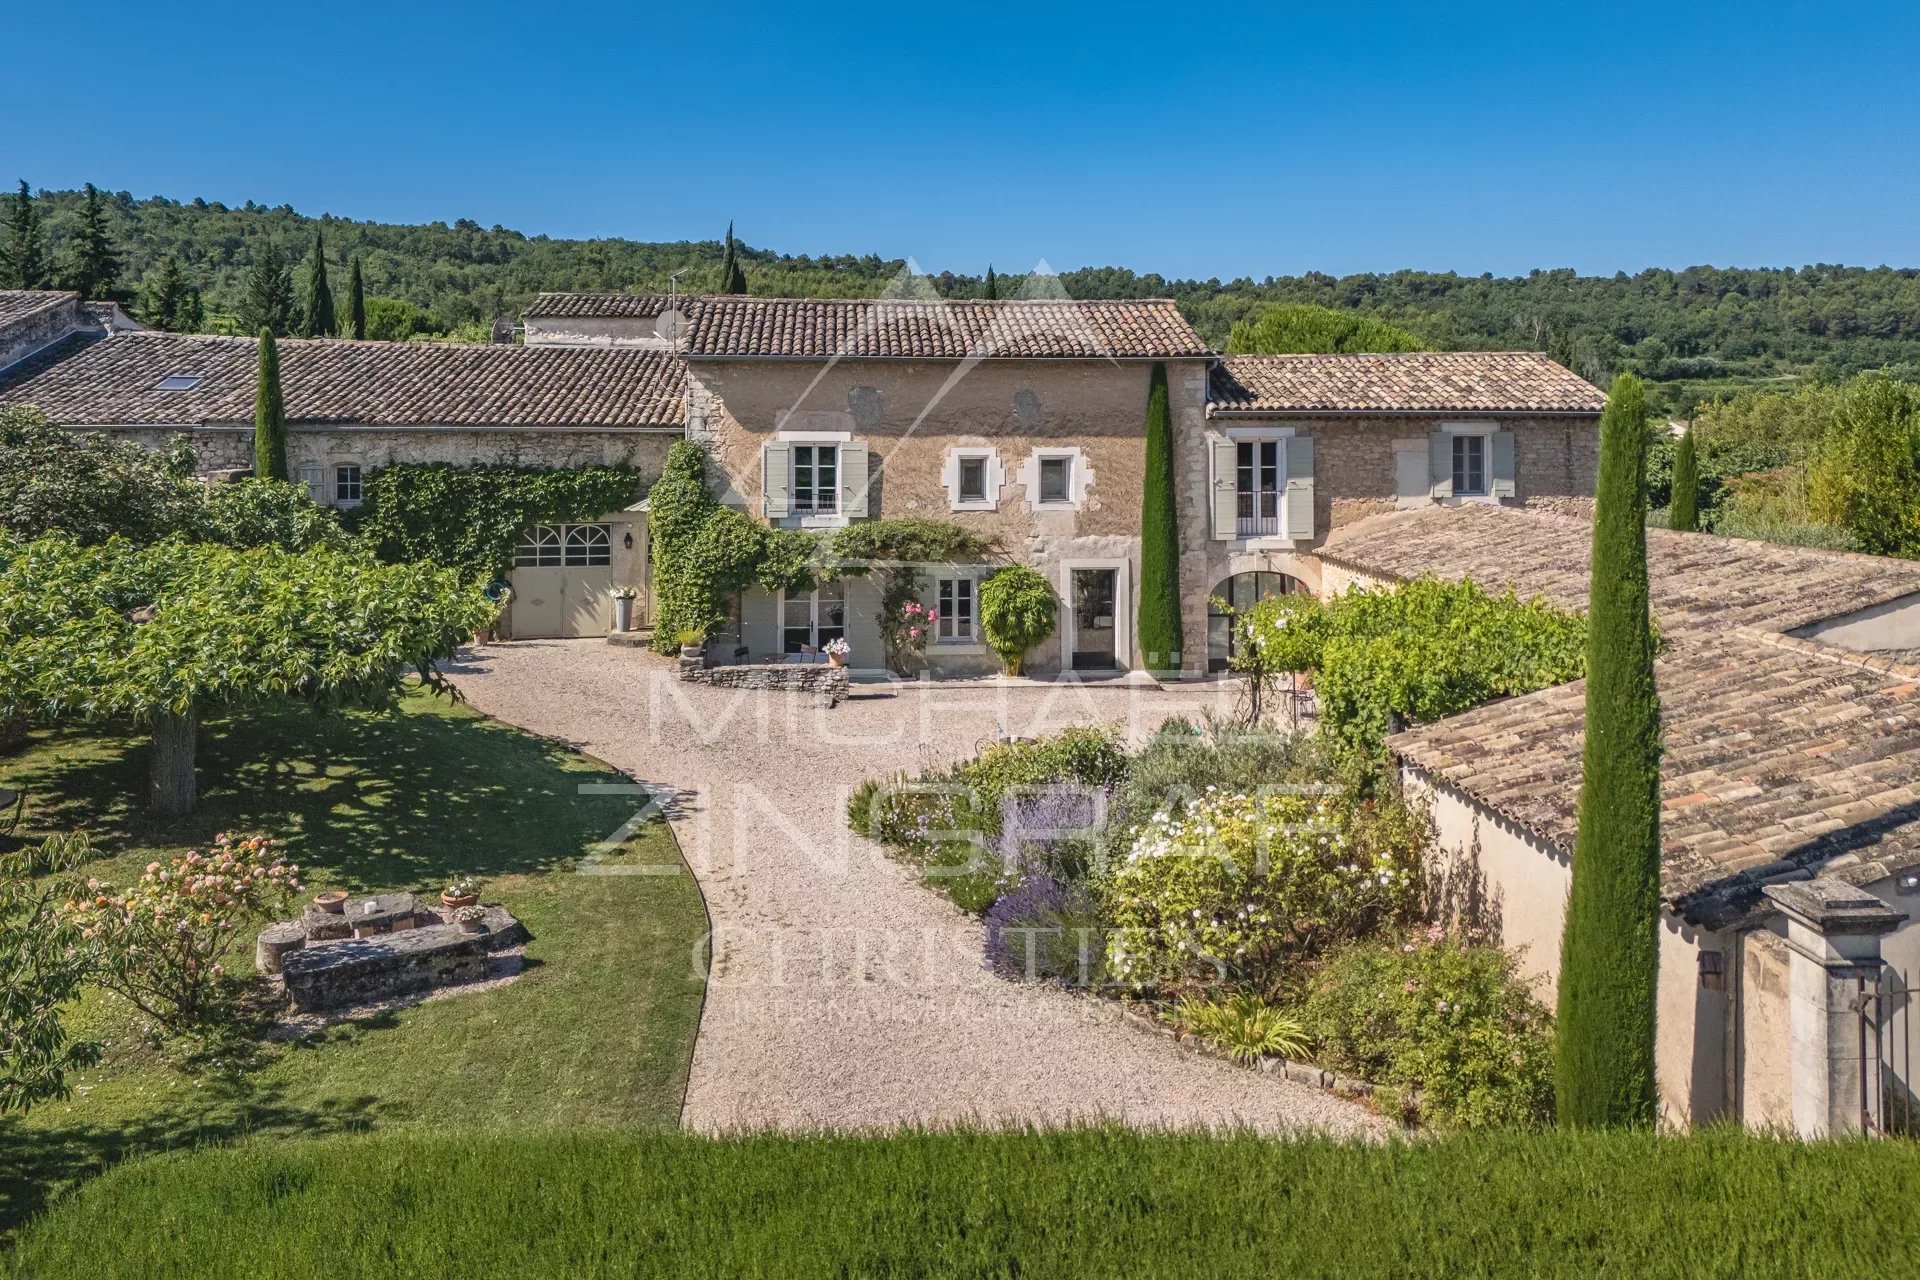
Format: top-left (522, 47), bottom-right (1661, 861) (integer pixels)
top-left (450, 640), bottom-right (1383, 1137)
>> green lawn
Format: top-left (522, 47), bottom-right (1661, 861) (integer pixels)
top-left (10, 1127), bottom-right (1920, 1278)
top-left (0, 690), bottom-right (709, 1242)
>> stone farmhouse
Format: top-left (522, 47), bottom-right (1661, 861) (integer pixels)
top-left (4, 286), bottom-right (1918, 1135)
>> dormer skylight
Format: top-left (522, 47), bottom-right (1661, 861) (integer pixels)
top-left (155, 374), bottom-right (201, 391)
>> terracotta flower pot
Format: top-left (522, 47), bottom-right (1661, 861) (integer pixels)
top-left (827, 653), bottom-right (847, 668)
top-left (442, 891), bottom-right (478, 910)
top-left (313, 890), bottom-right (348, 914)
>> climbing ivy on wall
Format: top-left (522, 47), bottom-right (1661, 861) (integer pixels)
top-left (354, 463), bottom-right (645, 578)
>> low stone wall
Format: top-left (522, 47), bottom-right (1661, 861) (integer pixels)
top-left (678, 657), bottom-right (849, 706)
top-left (271, 904), bottom-right (529, 1012)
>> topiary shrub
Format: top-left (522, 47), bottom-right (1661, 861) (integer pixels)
top-left (1103, 789), bottom-right (1421, 995)
top-left (978, 564), bottom-right (1058, 676)
top-left (1304, 928), bottom-right (1556, 1130)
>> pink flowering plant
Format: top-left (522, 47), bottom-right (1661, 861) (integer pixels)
top-left (878, 588), bottom-right (940, 675)
top-left (1102, 789), bottom-right (1420, 995)
top-left (60, 833), bottom-right (301, 1034)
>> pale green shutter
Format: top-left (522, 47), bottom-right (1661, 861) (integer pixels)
top-left (1210, 437), bottom-right (1238, 540)
top-left (1284, 436), bottom-right (1315, 540)
top-left (763, 442), bottom-right (791, 519)
top-left (1429, 432), bottom-right (1453, 500)
top-left (840, 442), bottom-right (871, 518)
top-left (1490, 430), bottom-right (1516, 499)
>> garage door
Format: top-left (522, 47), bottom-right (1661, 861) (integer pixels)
top-left (509, 523), bottom-right (615, 638)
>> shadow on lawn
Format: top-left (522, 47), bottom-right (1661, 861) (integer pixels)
top-left (0, 1081), bottom-right (390, 1242)
top-left (0, 692), bottom-right (649, 890)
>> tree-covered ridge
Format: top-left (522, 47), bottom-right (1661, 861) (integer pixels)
top-left (16, 185), bottom-right (1920, 409)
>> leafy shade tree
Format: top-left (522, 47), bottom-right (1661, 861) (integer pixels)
top-left (347, 255), bottom-right (367, 339)
top-left (984, 265), bottom-right (998, 300)
top-left (979, 565), bottom-right (1059, 677)
top-left (1227, 304), bottom-right (1426, 356)
top-left (141, 253), bottom-right (190, 330)
top-left (0, 834), bottom-right (103, 1115)
top-left (2, 179), bottom-right (46, 289)
top-left (254, 329), bottom-right (289, 481)
top-left (1808, 374), bottom-right (1920, 558)
top-left (365, 295), bottom-right (430, 341)
top-left (717, 221), bottom-right (747, 295)
top-left (62, 183), bottom-right (118, 300)
top-left (302, 229), bottom-right (336, 337)
top-left (1137, 362), bottom-right (1182, 673)
top-left (1668, 425), bottom-right (1700, 532)
top-left (0, 535), bottom-right (495, 816)
top-left (0, 405), bottom-right (203, 544)
top-left (238, 238), bottom-right (296, 336)
top-left (1555, 372), bottom-right (1663, 1129)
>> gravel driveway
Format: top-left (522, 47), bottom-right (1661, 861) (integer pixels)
top-left (449, 640), bottom-right (1384, 1137)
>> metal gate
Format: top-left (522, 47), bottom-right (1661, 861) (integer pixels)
top-left (1860, 965), bottom-right (1914, 1137)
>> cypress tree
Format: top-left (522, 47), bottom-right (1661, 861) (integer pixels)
top-left (984, 265), bottom-right (998, 300)
top-left (347, 255), bottom-right (367, 339)
top-left (179, 286), bottom-right (205, 333)
top-left (253, 329), bottom-right (289, 481)
top-left (1136, 362), bottom-right (1183, 675)
top-left (239, 239), bottom-right (296, 336)
top-left (1555, 372), bottom-right (1663, 1129)
top-left (1669, 425), bottom-right (1699, 532)
top-left (718, 222), bottom-right (747, 295)
top-left (142, 253), bottom-right (186, 330)
top-left (2, 180), bottom-right (46, 289)
top-left (63, 183), bottom-right (119, 299)
top-left (302, 229), bottom-right (336, 337)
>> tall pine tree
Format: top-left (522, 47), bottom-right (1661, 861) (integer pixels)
top-left (253, 329), bottom-right (290, 481)
top-left (347, 255), bottom-right (367, 339)
top-left (238, 239), bottom-right (296, 336)
top-left (717, 221), bottom-right (747, 294)
top-left (1137, 362), bottom-right (1183, 674)
top-left (1555, 372), bottom-right (1663, 1129)
top-left (141, 254), bottom-right (187, 331)
top-left (62, 183), bottom-right (119, 300)
top-left (301, 230), bottom-right (336, 337)
top-left (1669, 425), bottom-right (1700, 532)
top-left (983, 265), bottom-right (998, 300)
top-left (2, 180), bottom-right (46, 289)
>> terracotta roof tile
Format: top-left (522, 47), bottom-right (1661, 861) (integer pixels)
top-left (684, 296), bottom-right (1209, 360)
top-left (0, 289), bottom-right (77, 331)
top-left (0, 331), bottom-right (686, 429)
top-left (1210, 351), bottom-right (1606, 414)
top-left (522, 293), bottom-right (680, 320)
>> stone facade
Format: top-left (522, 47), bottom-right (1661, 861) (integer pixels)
top-left (1177, 414), bottom-right (1600, 674)
top-left (678, 655), bottom-right (850, 706)
top-left (690, 356), bottom-right (1211, 675)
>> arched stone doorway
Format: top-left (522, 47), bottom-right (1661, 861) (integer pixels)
top-left (1207, 571), bottom-right (1309, 673)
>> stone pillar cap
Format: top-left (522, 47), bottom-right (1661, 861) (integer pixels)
top-left (1763, 877), bottom-right (1906, 937)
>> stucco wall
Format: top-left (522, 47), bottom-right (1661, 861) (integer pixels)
top-left (523, 315), bottom-right (677, 348)
top-left (1410, 766), bottom-right (1727, 1127)
top-left (1736, 926), bottom-right (1794, 1130)
top-left (1176, 414), bottom-right (1598, 675)
top-left (690, 357), bottom-right (1208, 674)
top-left (0, 295), bottom-right (87, 372)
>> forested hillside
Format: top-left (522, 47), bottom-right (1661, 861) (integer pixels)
top-left (17, 185), bottom-right (1920, 414)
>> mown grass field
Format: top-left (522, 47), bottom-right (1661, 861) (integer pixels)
top-left (0, 690), bottom-right (709, 1243)
top-left (11, 1126), bottom-right (1920, 1278)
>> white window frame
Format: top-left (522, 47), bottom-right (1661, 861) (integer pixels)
top-left (776, 579), bottom-right (849, 656)
top-left (1214, 425), bottom-right (1300, 548)
top-left (1057, 557), bottom-right (1132, 674)
top-left (942, 447), bottom-right (1003, 512)
top-left (333, 463), bottom-right (364, 507)
top-left (1440, 422), bottom-right (1498, 505)
top-left (932, 573), bottom-right (981, 647)
top-left (776, 428), bottom-right (853, 529)
top-left (1018, 446), bottom-right (1091, 512)
top-left (297, 462), bottom-right (326, 504)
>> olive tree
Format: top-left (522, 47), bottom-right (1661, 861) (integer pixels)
top-left (0, 535), bottom-right (494, 816)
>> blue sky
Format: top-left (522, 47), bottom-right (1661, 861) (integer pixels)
top-left (5, 1), bottom-right (1915, 279)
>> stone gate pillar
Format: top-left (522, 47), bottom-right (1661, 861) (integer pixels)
top-left (1763, 878), bottom-right (1906, 1139)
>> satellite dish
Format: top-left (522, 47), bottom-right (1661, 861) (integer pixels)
top-left (490, 316), bottom-right (515, 344)
top-left (654, 308), bottom-right (687, 343)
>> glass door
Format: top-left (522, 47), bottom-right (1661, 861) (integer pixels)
top-left (1071, 569), bottom-right (1118, 671)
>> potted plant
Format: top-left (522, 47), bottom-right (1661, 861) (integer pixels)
top-left (441, 875), bottom-right (483, 909)
top-left (676, 628), bottom-right (706, 661)
top-left (312, 889), bottom-right (348, 914)
top-left (610, 585), bottom-right (639, 633)
top-left (822, 636), bottom-right (851, 668)
top-left (454, 904), bottom-right (489, 934)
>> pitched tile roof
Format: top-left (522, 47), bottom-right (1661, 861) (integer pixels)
top-left (0, 331), bottom-right (686, 429)
top-left (1339, 505), bottom-right (1920, 927)
top-left (684, 296), bottom-right (1209, 360)
top-left (1209, 351), bottom-right (1607, 415)
top-left (0, 289), bottom-right (77, 331)
top-left (523, 293), bottom-right (680, 320)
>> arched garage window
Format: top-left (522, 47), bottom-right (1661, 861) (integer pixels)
top-left (1207, 571), bottom-right (1308, 673)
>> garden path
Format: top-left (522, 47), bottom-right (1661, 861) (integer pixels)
top-left (449, 641), bottom-right (1385, 1136)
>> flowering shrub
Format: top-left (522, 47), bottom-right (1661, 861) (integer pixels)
top-left (61, 833), bottom-right (301, 1033)
top-left (1302, 927), bottom-right (1555, 1129)
top-left (879, 597), bottom-right (937, 673)
top-left (1102, 790), bottom-right (1418, 994)
top-left (982, 874), bottom-right (1104, 985)
top-left (999, 785), bottom-right (1106, 882)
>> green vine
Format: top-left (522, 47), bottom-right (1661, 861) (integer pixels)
top-left (354, 463), bottom-right (644, 578)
